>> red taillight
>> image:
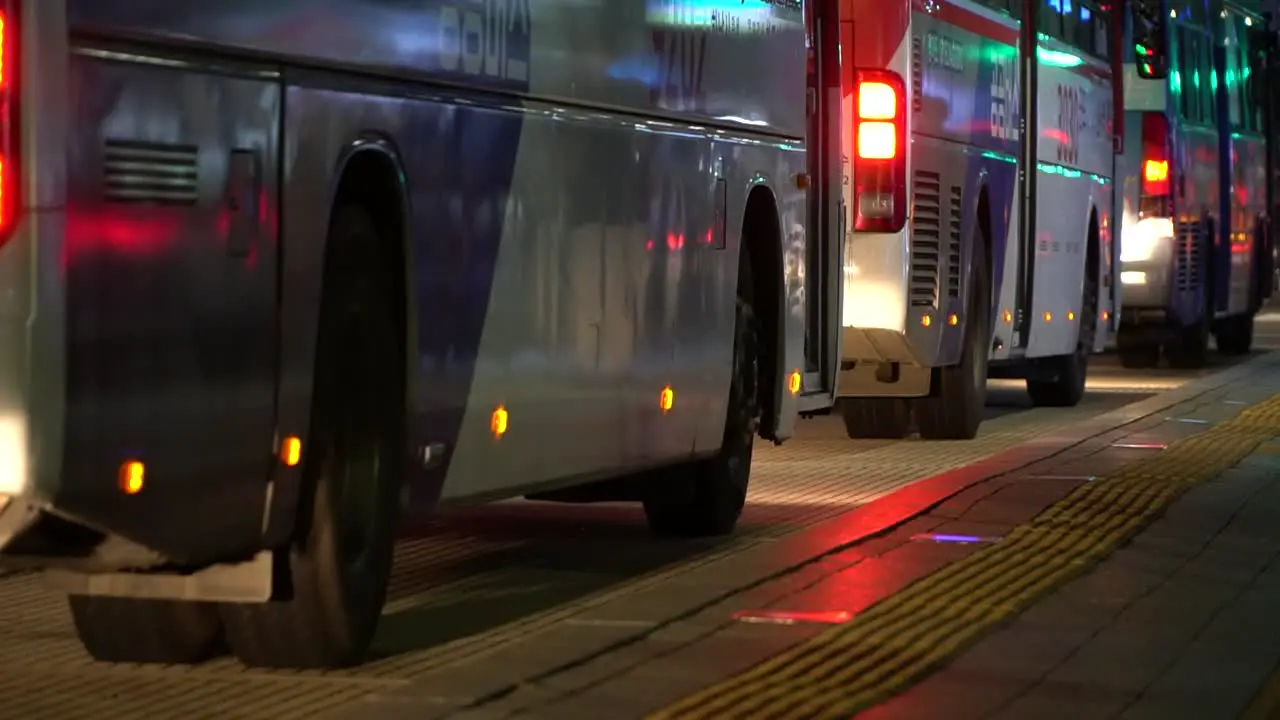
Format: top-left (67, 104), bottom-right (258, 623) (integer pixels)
top-left (852, 70), bottom-right (907, 233)
top-left (0, 5), bottom-right (16, 242)
top-left (1139, 112), bottom-right (1170, 216)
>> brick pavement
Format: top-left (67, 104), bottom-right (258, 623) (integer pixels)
top-left (862, 440), bottom-right (1280, 720)
top-left (371, 354), bottom-right (1280, 719)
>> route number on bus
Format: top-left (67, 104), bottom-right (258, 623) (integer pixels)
top-left (1056, 84), bottom-right (1083, 166)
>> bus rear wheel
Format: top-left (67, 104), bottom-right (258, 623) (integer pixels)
top-left (1027, 252), bottom-right (1098, 407)
top-left (1165, 313), bottom-right (1211, 369)
top-left (838, 398), bottom-right (911, 439)
top-left (915, 253), bottom-right (991, 440)
top-left (68, 595), bottom-right (224, 664)
top-left (220, 204), bottom-right (404, 670)
top-left (1117, 331), bottom-right (1160, 369)
top-left (643, 249), bottom-right (758, 537)
top-left (1214, 314), bottom-right (1254, 355)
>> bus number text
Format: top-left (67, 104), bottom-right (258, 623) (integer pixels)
top-left (436, 0), bottom-right (532, 82)
top-left (1056, 84), bottom-right (1083, 166)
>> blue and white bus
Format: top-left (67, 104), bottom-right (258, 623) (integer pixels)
top-left (0, 0), bottom-right (839, 669)
top-left (831, 0), bottom-right (1125, 441)
top-left (1116, 0), bottom-right (1274, 368)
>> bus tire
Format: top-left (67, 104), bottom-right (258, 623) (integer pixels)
top-left (1116, 330), bottom-right (1160, 368)
top-left (220, 204), bottom-right (404, 669)
top-left (1026, 247), bottom-right (1098, 408)
top-left (838, 398), bottom-right (911, 439)
top-left (643, 249), bottom-right (758, 538)
top-left (68, 596), bottom-right (223, 664)
top-left (1214, 314), bottom-right (1254, 355)
top-left (915, 252), bottom-right (991, 440)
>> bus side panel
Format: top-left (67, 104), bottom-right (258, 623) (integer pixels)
top-left (57, 56), bottom-right (280, 564)
top-left (907, 3), bottom-right (1019, 368)
top-left (283, 83), bottom-right (775, 507)
top-left (1225, 132), bottom-right (1265, 316)
top-left (67, 0), bottom-right (808, 141)
top-left (1025, 57), bottom-right (1115, 360)
top-left (1171, 124), bottom-right (1219, 327)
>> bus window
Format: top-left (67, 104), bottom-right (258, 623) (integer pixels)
top-left (1132, 0), bottom-right (1169, 78)
top-left (1074, 2), bottom-right (1094, 56)
top-left (1176, 27), bottom-right (1192, 120)
top-left (1062, 0), bottom-right (1080, 46)
top-left (1041, 0), bottom-right (1064, 39)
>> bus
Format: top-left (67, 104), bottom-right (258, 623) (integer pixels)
top-left (0, 1), bottom-right (840, 670)
top-left (1116, 0), bottom-right (1274, 368)
top-left (831, 0), bottom-right (1126, 442)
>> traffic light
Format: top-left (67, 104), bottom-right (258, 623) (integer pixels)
top-left (1132, 0), bottom-right (1169, 79)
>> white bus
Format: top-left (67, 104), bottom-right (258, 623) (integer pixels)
top-left (832, 0), bottom-right (1125, 440)
top-left (0, 0), bottom-right (839, 669)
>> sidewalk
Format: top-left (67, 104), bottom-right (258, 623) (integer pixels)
top-left (862, 437), bottom-right (1280, 720)
top-left (427, 353), bottom-right (1280, 720)
top-left (643, 371), bottom-right (1280, 720)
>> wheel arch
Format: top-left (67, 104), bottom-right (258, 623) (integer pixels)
top-left (974, 183), bottom-right (995, 320)
top-left (262, 135), bottom-right (416, 549)
top-left (740, 184), bottom-right (786, 441)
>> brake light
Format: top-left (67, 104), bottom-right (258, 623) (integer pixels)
top-left (1139, 112), bottom-right (1170, 216)
top-left (852, 70), bottom-right (907, 233)
top-left (1143, 159), bottom-right (1168, 184)
top-left (857, 122), bottom-right (896, 159)
top-left (857, 82), bottom-right (897, 120)
top-left (0, 5), bottom-right (16, 243)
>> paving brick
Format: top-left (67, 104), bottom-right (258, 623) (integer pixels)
top-left (951, 477), bottom-right (1082, 526)
top-left (857, 669), bottom-right (1028, 720)
top-left (989, 678), bottom-right (1137, 720)
top-left (932, 477), bottom-right (1015, 519)
top-left (1118, 642), bottom-right (1276, 720)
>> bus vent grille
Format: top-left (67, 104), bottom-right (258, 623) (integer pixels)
top-left (947, 185), bottom-right (962, 299)
top-left (911, 36), bottom-right (923, 113)
top-left (1175, 219), bottom-right (1201, 292)
top-left (910, 170), bottom-right (942, 307)
top-left (103, 139), bottom-right (199, 206)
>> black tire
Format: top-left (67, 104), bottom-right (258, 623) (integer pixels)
top-left (1165, 314), bottom-right (1210, 369)
top-left (915, 249), bottom-right (991, 440)
top-left (69, 595), bottom-right (223, 664)
top-left (643, 247), bottom-right (759, 538)
top-left (838, 398), bottom-right (911, 439)
top-left (1026, 246), bottom-right (1098, 407)
top-left (1116, 329), bottom-right (1160, 368)
top-left (220, 204), bottom-right (404, 669)
top-left (1214, 313), bottom-right (1255, 355)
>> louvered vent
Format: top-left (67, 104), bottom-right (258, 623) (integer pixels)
top-left (103, 139), bottom-right (198, 205)
top-left (1175, 220), bottom-right (1201, 292)
top-left (911, 35), bottom-right (923, 113)
top-left (910, 170), bottom-right (942, 307)
top-left (947, 185), bottom-right (962, 299)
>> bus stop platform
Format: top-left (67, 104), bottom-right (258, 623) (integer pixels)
top-left (3, 344), bottom-right (1280, 719)
top-left (376, 349), bottom-right (1280, 720)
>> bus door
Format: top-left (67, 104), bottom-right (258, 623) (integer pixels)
top-left (800, 0), bottom-right (843, 412)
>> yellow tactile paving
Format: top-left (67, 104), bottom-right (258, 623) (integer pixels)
top-left (648, 391), bottom-right (1280, 720)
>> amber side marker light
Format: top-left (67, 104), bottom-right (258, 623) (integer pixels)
top-left (659, 386), bottom-right (675, 412)
top-left (491, 406), bottom-right (509, 437)
top-left (118, 461), bottom-right (144, 495)
top-left (788, 370), bottom-right (802, 395)
top-left (280, 436), bottom-right (303, 467)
